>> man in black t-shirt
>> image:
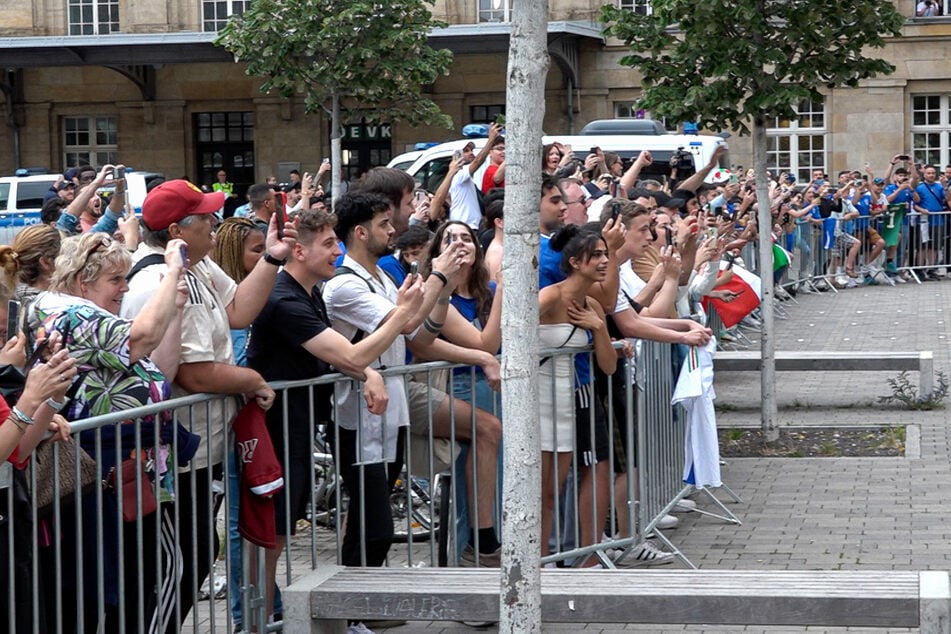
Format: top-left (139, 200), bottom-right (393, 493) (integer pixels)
top-left (247, 207), bottom-right (423, 621)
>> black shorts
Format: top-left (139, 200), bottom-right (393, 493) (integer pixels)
top-left (574, 384), bottom-right (611, 467)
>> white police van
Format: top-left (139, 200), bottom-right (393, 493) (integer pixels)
top-left (0, 173), bottom-right (59, 238)
top-left (402, 123), bottom-right (730, 193)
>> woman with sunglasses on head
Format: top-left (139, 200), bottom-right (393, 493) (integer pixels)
top-left (27, 231), bottom-right (199, 633)
top-left (539, 223), bottom-right (618, 568)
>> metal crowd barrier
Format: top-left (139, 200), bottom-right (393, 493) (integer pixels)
top-left (771, 208), bottom-right (951, 290)
top-left (1, 338), bottom-right (701, 632)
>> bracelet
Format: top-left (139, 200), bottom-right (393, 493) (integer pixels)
top-left (8, 416), bottom-right (27, 434)
top-left (263, 252), bottom-right (287, 267)
top-left (436, 296), bottom-right (451, 305)
top-left (45, 397), bottom-right (67, 413)
top-left (430, 270), bottom-right (448, 287)
top-left (423, 317), bottom-right (444, 334)
top-left (11, 406), bottom-right (34, 426)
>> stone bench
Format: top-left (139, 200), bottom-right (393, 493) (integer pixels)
top-left (713, 350), bottom-right (935, 395)
top-left (282, 566), bottom-right (950, 633)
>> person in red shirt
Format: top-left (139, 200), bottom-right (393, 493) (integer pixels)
top-left (481, 138), bottom-right (506, 193)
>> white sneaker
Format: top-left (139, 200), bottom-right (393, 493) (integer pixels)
top-left (672, 499), bottom-right (696, 513)
top-left (656, 514), bottom-right (679, 529)
top-left (624, 541), bottom-right (675, 567)
top-left (845, 277), bottom-right (858, 289)
top-left (347, 623), bottom-right (376, 634)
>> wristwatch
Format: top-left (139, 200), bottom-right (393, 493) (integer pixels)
top-left (264, 252), bottom-right (286, 266)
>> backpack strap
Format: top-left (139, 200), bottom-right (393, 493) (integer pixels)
top-left (126, 254), bottom-right (166, 282)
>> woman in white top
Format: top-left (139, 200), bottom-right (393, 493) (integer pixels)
top-left (538, 224), bottom-right (618, 565)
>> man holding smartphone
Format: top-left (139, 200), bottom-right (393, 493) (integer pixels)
top-left (121, 179), bottom-right (297, 630)
top-left (248, 204), bottom-right (424, 623)
top-left (449, 122), bottom-right (502, 229)
top-left (322, 192), bottom-right (467, 570)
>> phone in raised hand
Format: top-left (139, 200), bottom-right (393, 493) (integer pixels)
top-left (5, 300), bottom-right (19, 343)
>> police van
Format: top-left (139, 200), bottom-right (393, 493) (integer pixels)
top-left (0, 169), bottom-right (164, 242)
top-left (402, 125), bottom-right (729, 193)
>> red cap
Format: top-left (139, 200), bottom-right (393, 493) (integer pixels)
top-left (142, 180), bottom-right (224, 231)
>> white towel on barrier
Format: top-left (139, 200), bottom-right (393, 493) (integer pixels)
top-left (671, 339), bottom-right (722, 489)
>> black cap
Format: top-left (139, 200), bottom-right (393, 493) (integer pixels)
top-left (653, 191), bottom-right (685, 210)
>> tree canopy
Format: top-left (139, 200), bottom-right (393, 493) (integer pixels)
top-left (600, 0), bottom-right (906, 133)
top-left (216, 0), bottom-right (454, 128)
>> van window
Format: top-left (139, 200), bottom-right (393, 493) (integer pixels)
top-left (0, 183), bottom-right (8, 212)
top-left (17, 182), bottom-right (51, 210)
top-left (415, 157), bottom-right (451, 193)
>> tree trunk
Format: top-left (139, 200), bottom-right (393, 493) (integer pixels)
top-left (753, 116), bottom-right (778, 442)
top-left (330, 91), bottom-right (342, 203)
top-left (499, 0), bottom-right (549, 630)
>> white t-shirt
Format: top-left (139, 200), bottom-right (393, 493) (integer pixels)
top-left (322, 255), bottom-right (409, 464)
top-left (448, 168), bottom-right (482, 229)
top-left (121, 245), bottom-right (239, 470)
top-left (614, 260), bottom-right (649, 315)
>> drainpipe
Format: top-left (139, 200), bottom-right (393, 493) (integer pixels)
top-left (566, 75), bottom-right (575, 135)
top-left (6, 96), bottom-right (20, 170)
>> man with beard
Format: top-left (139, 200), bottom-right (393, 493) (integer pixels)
top-left (322, 192), bottom-right (466, 569)
top-left (55, 164), bottom-right (127, 235)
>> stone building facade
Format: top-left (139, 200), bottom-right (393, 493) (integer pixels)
top-left (0, 0), bottom-right (948, 192)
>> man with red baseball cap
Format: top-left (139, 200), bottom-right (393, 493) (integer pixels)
top-left (120, 179), bottom-right (298, 629)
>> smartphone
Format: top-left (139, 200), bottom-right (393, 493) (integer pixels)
top-left (415, 190), bottom-right (427, 204)
top-left (610, 202), bottom-right (621, 221)
top-left (897, 155), bottom-right (911, 161)
top-left (5, 300), bottom-right (19, 342)
top-left (452, 150), bottom-right (463, 161)
top-left (115, 166), bottom-right (125, 182)
top-left (665, 227), bottom-right (674, 248)
top-left (274, 192), bottom-right (286, 238)
top-left (409, 261), bottom-right (419, 279)
top-left (706, 227), bottom-right (718, 242)
top-left (590, 146), bottom-right (600, 156)
top-left (26, 337), bottom-right (47, 369)
top-left (322, 158), bottom-right (329, 164)
top-left (724, 252), bottom-right (736, 270)
top-left (179, 244), bottom-right (189, 268)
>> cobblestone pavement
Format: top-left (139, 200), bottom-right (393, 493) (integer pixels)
top-left (195, 280), bottom-right (951, 633)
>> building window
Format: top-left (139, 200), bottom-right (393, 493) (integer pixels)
top-left (478, 0), bottom-right (511, 23)
top-left (63, 116), bottom-right (118, 167)
top-left (910, 94), bottom-right (951, 166)
top-left (470, 105), bottom-right (505, 124)
top-left (68, 0), bottom-right (119, 35)
top-left (202, 0), bottom-right (251, 32)
top-left (618, 0), bottom-right (652, 15)
top-left (766, 98), bottom-right (826, 182)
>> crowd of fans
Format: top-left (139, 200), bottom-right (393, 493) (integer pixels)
top-left (4, 127), bottom-right (945, 633)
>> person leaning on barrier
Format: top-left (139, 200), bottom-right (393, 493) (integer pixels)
top-left (599, 199), bottom-right (711, 564)
top-left (27, 231), bottom-right (197, 632)
top-left (248, 207), bottom-right (424, 621)
top-left (418, 220), bottom-right (505, 566)
top-left (322, 191), bottom-right (468, 569)
top-left (120, 179), bottom-right (296, 631)
top-left (538, 224), bottom-right (620, 568)
top-left (355, 169), bottom-right (505, 567)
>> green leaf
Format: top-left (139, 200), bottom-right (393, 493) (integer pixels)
top-left (216, 0), bottom-right (453, 128)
